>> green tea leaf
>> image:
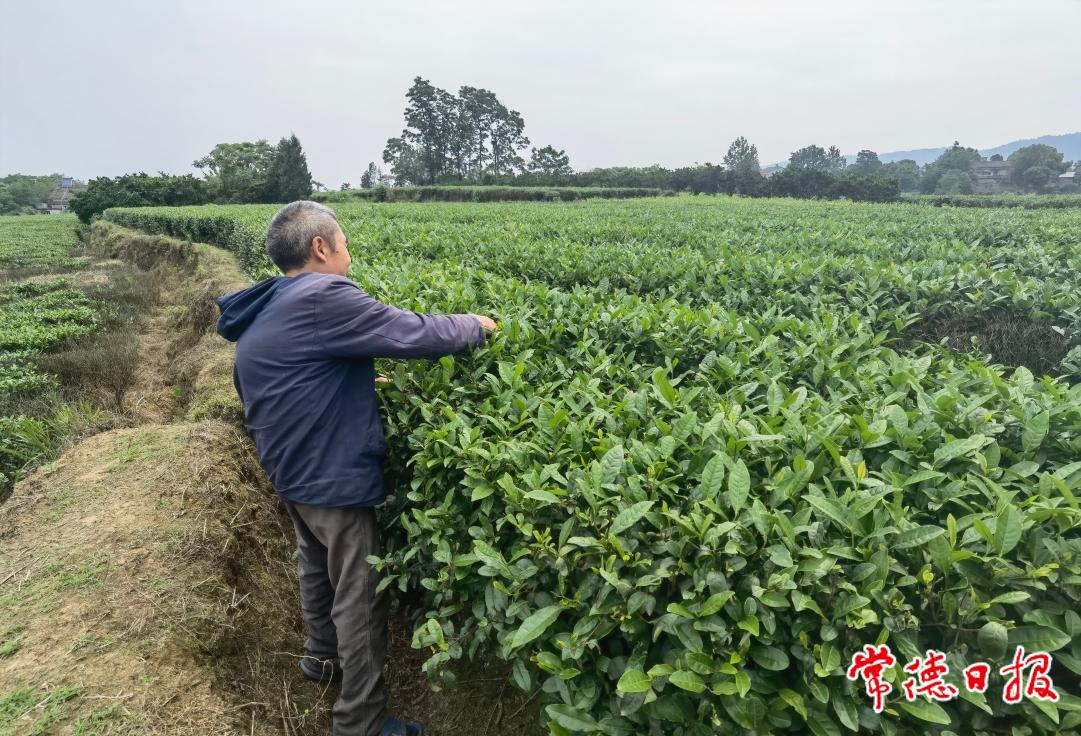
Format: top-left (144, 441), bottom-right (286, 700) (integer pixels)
top-left (893, 525), bottom-right (945, 550)
top-left (933, 434), bottom-right (988, 467)
top-left (699, 452), bottom-right (726, 500)
top-left (1022, 410), bottom-right (1049, 453)
top-left (611, 501), bottom-right (654, 536)
top-left (545, 704), bottom-right (600, 732)
top-left (898, 699), bottom-right (951, 725)
top-left (727, 459), bottom-right (751, 515)
top-left (1009, 625), bottom-right (1071, 652)
top-left (616, 668), bottom-right (652, 694)
top-left (669, 670), bottom-right (706, 693)
top-left (509, 605), bottom-right (562, 651)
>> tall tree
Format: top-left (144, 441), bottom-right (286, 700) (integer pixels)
top-left (383, 137), bottom-right (426, 186)
top-left (919, 141), bottom-right (981, 193)
top-left (934, 141), bottom-right (982, 171)
top-left (360, 161), bottom-right (382, 189)
top-left (488, 107), bottom-right (529, 176)
top-left (268, 134), bottom-right (313, 202)
top-left (789, 144), bottom-right (845, 173)
top-left (193, 140), bottom-right (277, 202)
top-left (383, 77), bottom-right (533, 184)
top-left (879, 159), bottom-right (921, 191)
top-left (527, 146), bottom-right (572, 176)
top-left (1007, 144), bottom-right (1066, 188)
top-left (723, 137), bottom-right (762, 195)
top-left (399, 77), bottom-right (455, 184)
top-left (849, 150), bottom-right (882, 175)
top-left (723, 137), bottom-right (760, 175)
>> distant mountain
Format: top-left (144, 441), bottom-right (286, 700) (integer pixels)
top-left (849, 132), bottom-right (1081, 167)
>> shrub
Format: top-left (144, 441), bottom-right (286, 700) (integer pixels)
top-left (69, 173), bottom-right (210, 224)
top-left (313, 185), bottom-right (671, 204)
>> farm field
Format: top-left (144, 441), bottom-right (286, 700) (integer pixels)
top-left (0, 213), bottom-right (83, 273)
top-left (104, 197), bottom-right (1081, 735)
top-left (0, 215), bottom-right (108, 493)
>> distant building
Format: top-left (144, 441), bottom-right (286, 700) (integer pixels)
top-left (971, 158), bottom-right (1012, 193)
top-left (35, 176), bottom-right (87, 214)
top-left (1060, 168), bottom-right (1077, 185)
top-left (760, 165), bottom-right (784, 178)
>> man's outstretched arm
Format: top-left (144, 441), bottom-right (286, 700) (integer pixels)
top-left (315, 277), bottom-right (495, 359)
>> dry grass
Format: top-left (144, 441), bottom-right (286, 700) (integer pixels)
top-left (911, 310), bottom-right (1079, 377)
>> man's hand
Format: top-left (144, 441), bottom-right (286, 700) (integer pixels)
top-left (375, 375), bottom-right (390, 387)
top-left (470, 314), bottom-right (498, 333)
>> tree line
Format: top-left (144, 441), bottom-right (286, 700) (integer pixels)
top-left (12, 74), bottom-right (1077, 219)
top-left (372, 77), bottom-right (1077, 201)
top-left (67, 134), bottom-right (314, 223)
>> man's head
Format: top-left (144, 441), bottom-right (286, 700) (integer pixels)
top-left (265, 201), bottom-right (352, 277)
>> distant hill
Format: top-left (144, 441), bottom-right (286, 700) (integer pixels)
top-left (850, 132), bottom-right (1081, 167)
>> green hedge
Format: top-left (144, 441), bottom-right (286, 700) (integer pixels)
top-left (313, 185), bottom-right (672, 204)
top-left (103, 205), bottom-right (272, 275)
top-left (904, 194), bottom-right (1081, 209)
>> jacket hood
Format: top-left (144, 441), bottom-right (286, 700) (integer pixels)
top-left (216, 275), bottom-right (295, 341)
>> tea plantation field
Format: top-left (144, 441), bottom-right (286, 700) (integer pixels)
top-left (0, 215), bottom-right (103, 490)
top-left (105, 197), bottom-right (1081, 735)
top-left (0, 213), bottom-right (82, 272)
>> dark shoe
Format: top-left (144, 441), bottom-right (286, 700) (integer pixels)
top-left (298, 655), bottom-right (342, 684)
top-left (379, 716), bottom-right (423, 736)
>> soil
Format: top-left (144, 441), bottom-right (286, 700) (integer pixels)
top-left (0, 224), bottom-right (542, 736)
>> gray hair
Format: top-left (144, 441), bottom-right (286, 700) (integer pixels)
top-left (265, 201), bottom-right (341, 272)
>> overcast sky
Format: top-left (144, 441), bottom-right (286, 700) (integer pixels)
top-left (2, 0), bottom-right (1079, 186)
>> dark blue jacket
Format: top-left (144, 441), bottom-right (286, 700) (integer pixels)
top-left (215, 271), bottom-right (486, 507)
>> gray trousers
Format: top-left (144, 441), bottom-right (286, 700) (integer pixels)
top-left (283, 500), bottom-right (390, 736)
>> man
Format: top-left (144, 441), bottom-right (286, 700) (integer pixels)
top-left (215, 200), bottom-right (496, 736)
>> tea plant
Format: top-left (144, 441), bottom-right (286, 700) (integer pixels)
top-left (105, 197), bottom-right (1081, 735)
top-left (0, 214), bottom-right (81, 272)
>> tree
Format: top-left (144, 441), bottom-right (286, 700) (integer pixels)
top-left (935, 141), bottom-right (982, 171)
top-left (789, 144), bottom-right (845, 173)
top-left (723, 136), bottom-right (760, 174)
top-left (487, 106), bottom-right (529, 176)
top-left (849, 150), bottom-right (882, 175)
top-left (527, 146), bottom-right (572, 176)
top-left (0, 174), bottom-right (63, 215)
top-left (383, 137), bottom-right (426, 186)
top-left (1007, 144), bottom-right (1066, 188)
top-left (193, 140), bottom-right (277, 202)
top-left (722, 137), bottom-right (762, 195)
top-left (1021, 165), bottom-right (1056, 192)
top-left (934, 169), bottom-right (974, 194)
top-left (267, 134), bottom-right (313, 202)
top-left (919, 142), bottom-right (981, 193)
top-left (879, 159), bottom-right (921, 192)
top-left (829, 172), bottom-right (899, 202)
top-left (383, 77), bottom-right (533, 184)
top-left (990, 154), bottom-right (1004, 161)
top-left (769, 167), bottom-right (835, 198)
top-left (361, 162), bottom-right (383, 189)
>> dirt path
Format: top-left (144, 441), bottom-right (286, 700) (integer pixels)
top-left (1, 223), bottom-right (539, 736)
